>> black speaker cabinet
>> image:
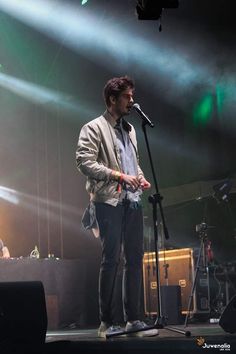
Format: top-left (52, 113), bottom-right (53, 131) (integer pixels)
top-left (219, 295), bottom-right (236, 333)
top-left (0, 281), bottom-right (47, 350)
top-left (161, 285), bottom-right (182, 324)
top-left (143, 248), bottom-right (210, 316)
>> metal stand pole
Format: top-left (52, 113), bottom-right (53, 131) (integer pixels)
top-left (184, 222), bottom-right (208, 327)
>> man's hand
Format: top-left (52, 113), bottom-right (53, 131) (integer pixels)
top-left (139, 176), bottom-right (151, 190)
top-left (122, 174), bottom-right (140, 190)
top-left (121, 174), bottom-right (151, 191)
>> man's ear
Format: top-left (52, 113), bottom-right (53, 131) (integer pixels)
top-left (109, 95), bottom-right (116, 105)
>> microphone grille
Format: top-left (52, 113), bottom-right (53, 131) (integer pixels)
top-left (133, 103), bottom-right (140, 109)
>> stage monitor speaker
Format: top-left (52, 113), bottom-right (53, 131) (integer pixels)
top-left (0, 281), bottom-right (48, 351)
top-left (219, 295), bottom-right (236, 334)
top-left (160, 285), bottom-right (182, 324)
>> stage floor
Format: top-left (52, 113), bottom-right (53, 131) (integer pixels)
top-left (45, 323), bottom-right (236, 353)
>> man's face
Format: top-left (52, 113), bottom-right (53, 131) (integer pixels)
top-left (112, 88), bottom-right (134, 117)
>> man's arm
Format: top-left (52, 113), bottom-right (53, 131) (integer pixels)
top-left (76, 123), bottom-right (113, 181)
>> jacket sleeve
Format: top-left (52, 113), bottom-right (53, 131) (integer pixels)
top-left (76, 122), bottom-right (113, 181)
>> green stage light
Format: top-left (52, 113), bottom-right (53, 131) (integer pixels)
top-left (216, 85), bottom-right (225, 115)
top-left (193, 85), bottom-right (227, 127)
top-left (193, 93), bottom-right (213, 127)
top-left (81, 0), bottom-right (88, 5)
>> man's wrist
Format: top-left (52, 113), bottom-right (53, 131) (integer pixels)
top-left (112, 170), bottom-right (121, 180)
top-left (111, 170), bottom-right (124, 184)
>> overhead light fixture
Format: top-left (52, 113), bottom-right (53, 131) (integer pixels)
top-left (213, 179), bottom-right (233, 203)
top-left (136, 0), bottom-right (179, 20)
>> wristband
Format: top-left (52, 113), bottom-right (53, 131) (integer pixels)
top-left (119, 173), bottom-right (124, 184)
top-left (112, 170), bottom-right (121, 181)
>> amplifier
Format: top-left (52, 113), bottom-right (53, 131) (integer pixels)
top-left (143, 248), bottom-right (210, 316)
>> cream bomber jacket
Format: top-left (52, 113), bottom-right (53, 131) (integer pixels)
top-left (76, 110), bottom-right (144, 206)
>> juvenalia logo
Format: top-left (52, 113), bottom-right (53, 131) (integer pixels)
top-left (196, 336), bottom-right (231, 351)
top-left (196, 337), bottom-right (205, 346)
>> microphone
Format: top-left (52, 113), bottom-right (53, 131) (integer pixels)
top-left (132, 103), bottom-right (154, 128)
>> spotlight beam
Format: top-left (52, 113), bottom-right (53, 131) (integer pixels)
top-left (0, 186), bottom-right (19, 204)
top-left (0, 185), bottom-right (84, 231)
top-left (0, 72), bottom-right (92, 116)
top-left (0, 0), bottom-right (214, 90)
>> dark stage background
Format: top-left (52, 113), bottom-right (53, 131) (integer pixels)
top-left (0, 1), bottom-right (235, 266)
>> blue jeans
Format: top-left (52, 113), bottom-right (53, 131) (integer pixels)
top-left (95, 201), bottom-right (144, 324)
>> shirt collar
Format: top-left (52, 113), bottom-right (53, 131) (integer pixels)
top-left (103, 109), bottom-right (132, 132)
top-left (103, 109), bottom-right (118, 128)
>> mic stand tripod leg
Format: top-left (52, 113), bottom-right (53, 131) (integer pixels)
top-left (184, 229), bottom-right (206, 327)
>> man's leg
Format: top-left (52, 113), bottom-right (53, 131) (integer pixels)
top-left (95, 203), bottom-right (123, 324)
top-left (123, 204), bottom-right (144, 322)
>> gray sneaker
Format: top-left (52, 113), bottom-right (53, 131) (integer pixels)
top-left (98, 322), bottom-right (110, 338)
top-left (125, 320), bottom-right (159, 337)
top-left (98, 322), bottom-right (123, 338)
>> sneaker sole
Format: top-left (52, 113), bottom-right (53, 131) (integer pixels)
top-left (125, 329), bottom-right (159, 337)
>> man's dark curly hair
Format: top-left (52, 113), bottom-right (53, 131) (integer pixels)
top-left (103, 76), bottom-right (135, 107)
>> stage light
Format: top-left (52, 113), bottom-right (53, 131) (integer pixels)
top-left (213, 180), bottom-right (233, 203)
top-left (192, 84), bottom-right (229, 127)
top-left (0, 187), bottom-right (83, 231)
top-left (0, 0), bottom-right (208, 91)
top-left (193, 93), bottom-right (213, 127)
top-left (0, 72), bottom-right (91, 116)
top-left (0, 186), bottom-right (19, 204)
top-left (216, 85), bottom-right (226, 115)
top-left (136, 0), bottom-right (179, 20)
top-left (81, 0), bottom-right (89, 5)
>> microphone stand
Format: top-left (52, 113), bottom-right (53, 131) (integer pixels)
top-left (107, 118), bottom-right (190, 338)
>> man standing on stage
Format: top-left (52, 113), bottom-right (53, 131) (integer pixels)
top-left (76, 76), bottom-right (158, 337)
